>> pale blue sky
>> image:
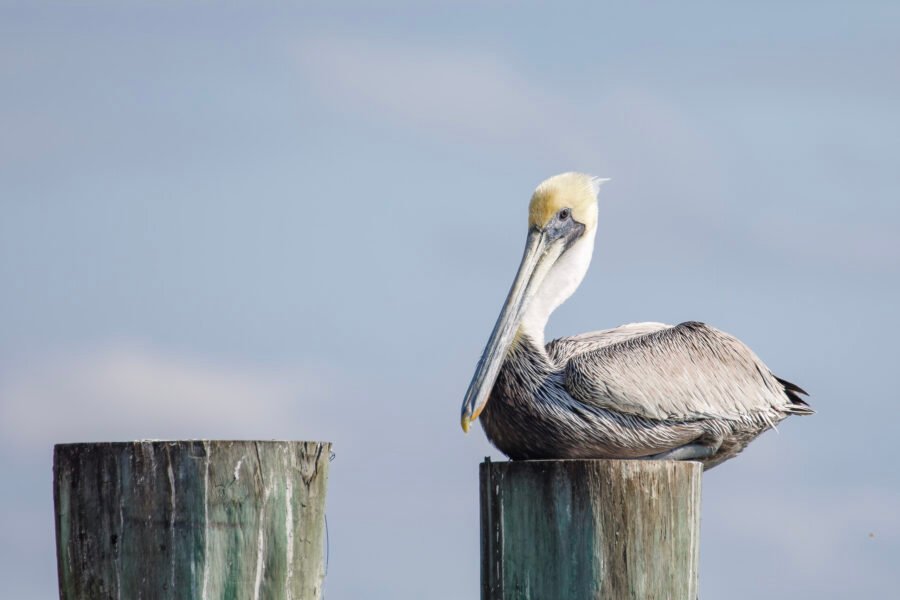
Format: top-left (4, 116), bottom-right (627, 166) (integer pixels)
top-left (2, 2), bottom-right (899, 598)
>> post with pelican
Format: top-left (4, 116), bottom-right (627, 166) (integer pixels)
top-left (461, 174), bottom-right (812, 598)
top-left (53, 440), bottom-right (331, 600)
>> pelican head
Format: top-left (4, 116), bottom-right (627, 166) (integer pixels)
top-left (461, 172), bottom-right (608, 432)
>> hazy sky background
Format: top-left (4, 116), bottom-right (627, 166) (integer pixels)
top-left (2, 2), bottom-right (899, 598)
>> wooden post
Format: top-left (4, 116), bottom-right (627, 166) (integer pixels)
top-left (53, 440), bottom-right (331, 600)
top-left (480, 459), bottom-right (701, 600)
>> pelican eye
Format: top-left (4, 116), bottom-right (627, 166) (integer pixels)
top-left (558, 208), bottom-right (571, 220)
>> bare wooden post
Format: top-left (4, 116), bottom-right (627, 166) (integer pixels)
top-left (480, 459), bottom-right (701, 600)
top-left (53, 440), bottom-right (330, 600)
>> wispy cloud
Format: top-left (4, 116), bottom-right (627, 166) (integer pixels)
top-left (297, 36), bottom-right (592, 157)
top-left (295, 35), bottom-right (730, 252)
top-left (0, 342), bottom-right (333, 450)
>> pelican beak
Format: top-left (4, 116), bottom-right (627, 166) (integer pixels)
top-left (461, 227), bottom-right (567, 432)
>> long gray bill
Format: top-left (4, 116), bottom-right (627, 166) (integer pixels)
top-left (460, 228), bottom-right (563, 432)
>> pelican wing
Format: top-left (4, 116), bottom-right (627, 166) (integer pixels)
top-left (562, 321), bottom-right (796, 421)
top-left (547, 322), bottom-right (672, 363)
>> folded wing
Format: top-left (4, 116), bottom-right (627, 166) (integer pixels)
top-left (561, 321), bottom-right (799, 422)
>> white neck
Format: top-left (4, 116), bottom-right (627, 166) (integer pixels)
top-left (519, 228), bottom-right (596, 347)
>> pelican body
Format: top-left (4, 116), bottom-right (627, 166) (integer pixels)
top-left (460, 173), bottom-right (812, 469)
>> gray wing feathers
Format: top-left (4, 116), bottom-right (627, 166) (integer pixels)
top-left (563, 321), bottom-right (791, 422)
top-left (547, 322), bottom-right (671, 363)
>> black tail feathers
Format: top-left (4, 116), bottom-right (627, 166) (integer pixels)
top-left (776, 376), bottom-right (814, 415)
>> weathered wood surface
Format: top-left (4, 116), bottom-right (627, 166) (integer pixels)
top-left (480, 459), bottom-right (701, 600)
top-left (54, 440), bottom-right (330, 600)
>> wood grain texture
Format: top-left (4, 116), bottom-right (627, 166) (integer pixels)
top-left (480, 459), bottom-right (701, 600)
top-left (53, 440), bottom-right (330, 600)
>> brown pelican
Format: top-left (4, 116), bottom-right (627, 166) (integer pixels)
top-left (460, 172), bottom-right (812, 469)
